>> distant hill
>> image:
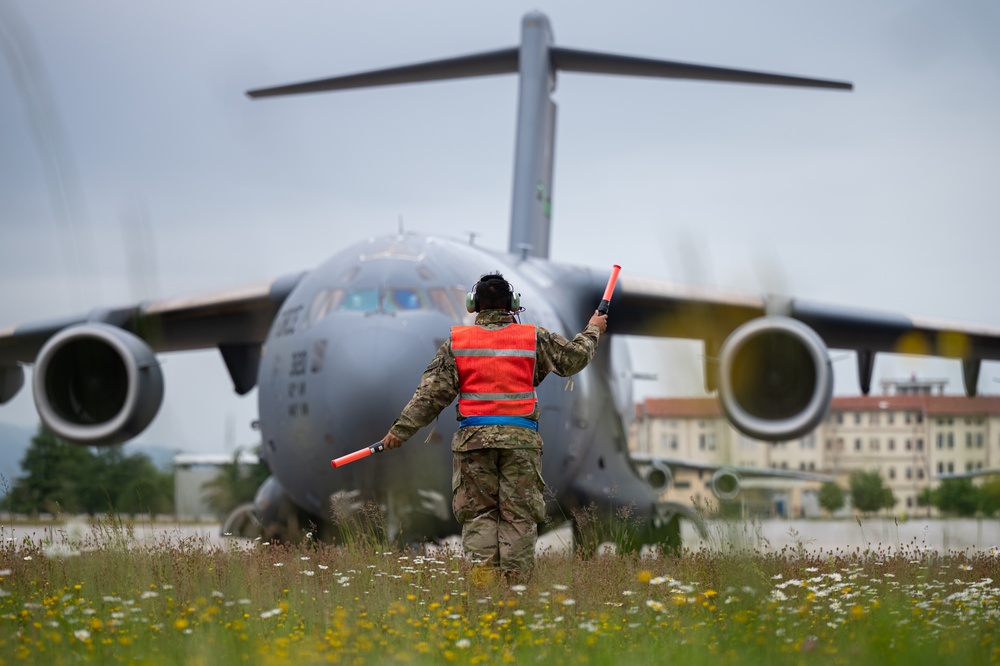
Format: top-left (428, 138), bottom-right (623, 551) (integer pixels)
top-left (0, 422), bottom-right (34, 489)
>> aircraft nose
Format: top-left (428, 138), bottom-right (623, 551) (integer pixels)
top-left (324, 318), bottom-right (442, 452)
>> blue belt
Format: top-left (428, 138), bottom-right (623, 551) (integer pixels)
top-left (459, 416), bottom-right (538, 431)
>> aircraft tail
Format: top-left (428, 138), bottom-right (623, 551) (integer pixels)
top-left (248, 12), bottom-right (851, 260)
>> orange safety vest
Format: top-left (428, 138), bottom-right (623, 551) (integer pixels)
top-left (452, 324), bottom-right (537, 418)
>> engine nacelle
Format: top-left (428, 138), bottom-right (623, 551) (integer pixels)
top-left (710, 468), bottom-right (741, 500)
top-left (717, 316), bottom-right (833, 442)
top-left (644, 459), bottom-right (673, 493)
top-left (32, 323), bottom-right (163, 446)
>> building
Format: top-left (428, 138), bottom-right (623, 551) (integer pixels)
top-left (630, 378), bottom-right (1000, 517)
top-left (173, 452), bottom-right (260, 521)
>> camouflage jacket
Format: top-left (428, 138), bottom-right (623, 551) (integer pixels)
top-left (389, 310), bottom-right (602, 451)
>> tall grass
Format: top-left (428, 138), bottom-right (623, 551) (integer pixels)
top-left (0, 516), bottom-right (998, 664)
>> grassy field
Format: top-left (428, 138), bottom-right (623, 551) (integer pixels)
top-left (1, 517), bottom-right (998, 665)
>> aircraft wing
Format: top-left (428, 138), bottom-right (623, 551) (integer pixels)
top-left (0, 271), bottom-right (306, 402)
top-left (630, 452), bottom-right (836, 484)
top-left (934, 467), bottom-right (1000, 481)
top-left (573, 270), bottom-right (1000, 396)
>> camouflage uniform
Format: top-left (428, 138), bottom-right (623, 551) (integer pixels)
top-left (390, 310), bottom-right (601, 582)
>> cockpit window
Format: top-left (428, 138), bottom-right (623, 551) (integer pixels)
top-left (385, 288), bottom-right (425, 311)
top-left (341, 289), bottom-right (380, 312)
top-left (328, 286), bottom-right (466, 320)
top-left (308, 288), bottom-right (344, 325)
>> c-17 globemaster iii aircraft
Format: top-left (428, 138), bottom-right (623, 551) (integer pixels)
top-left (2, 12), bottom-right (999, 550)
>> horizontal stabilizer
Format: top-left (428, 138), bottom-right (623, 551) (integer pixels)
top-left (247, 48), bottom-right (518, 98)
top-left (551, 47), bottom-right (852, 91)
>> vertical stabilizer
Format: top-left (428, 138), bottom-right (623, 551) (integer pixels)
top-left (508, 12), bottom-right (556, 260)
top-left (247, 13), bottom-right (850, 262)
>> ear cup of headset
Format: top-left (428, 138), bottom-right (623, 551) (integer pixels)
top-left (466, 291), bottom-right (477, 313)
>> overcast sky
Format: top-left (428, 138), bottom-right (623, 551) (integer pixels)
top-left (1, 0), bottom-right (998, 454)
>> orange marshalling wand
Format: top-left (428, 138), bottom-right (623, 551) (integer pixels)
top-left (331, 442), bottom-right (385, 468)
top-left (597, 265), bottom-right (621, 315)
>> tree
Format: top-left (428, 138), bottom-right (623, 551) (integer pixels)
top-left (818, 481), bottom-right (845, 516)
top-left (933, 478), bottom-right (982, 517)
top-left (982, 478), bottom-right (1000, 517)
top-left (849, 470), bottom-right (893, 514)
top-left (7, 424), bottom-right (174, 516)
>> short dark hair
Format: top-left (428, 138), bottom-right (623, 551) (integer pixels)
top-left (476, 272), bottom-right (513, 311)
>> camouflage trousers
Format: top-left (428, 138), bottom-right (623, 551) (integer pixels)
top-left (452, 448), bottom-right (546, 583)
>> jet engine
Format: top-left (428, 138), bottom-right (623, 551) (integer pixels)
top-left (710, 468), bottom-right (740, 500)
top-left (717, 316), bottom-right (833, 442)
top-left (32, 323), bottom-right (163, 446)
top-left (643, 459), bottom-right (673, 493)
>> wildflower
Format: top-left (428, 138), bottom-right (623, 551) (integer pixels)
top-left (74, 629), bottom-right (91, 641)
top-left (552, 584), bottom-right (568, 591)
top-left (274, 562), bottom-right (284, 567)
top-left (302, 570), bottom-right (315, 576)
top-left (650, 576), bottom-right (668, 585)
top-left (646, 600), bottom-right (665, 612)
top-left (456, 639), bottom-right (471, 649)
top-left (510, 584), bottom-right (527, 593)
top-left (636, 570), bottom-right (652, 584)
top-left (562, 599), bottom-right (576, 606)
top-left (0, 569), bottom-right (11, 577)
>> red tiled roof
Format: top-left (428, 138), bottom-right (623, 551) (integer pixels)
top-left (636, 394), bottom-right (1000, 419)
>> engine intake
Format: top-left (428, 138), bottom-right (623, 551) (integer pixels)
top-left (717, 316), bottom-right (832, 442)
top-left (32, 323), bottom-right (164, 446)
top-left (710, 468), bottom-right (741, 500)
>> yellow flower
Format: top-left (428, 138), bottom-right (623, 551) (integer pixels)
top-left (174, 618), bottom-right (189, 631)
top-left (636, 570), bottom-right (652, 584)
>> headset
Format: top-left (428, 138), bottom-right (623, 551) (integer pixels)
top-left (466, 273), bottom-right (520, 313)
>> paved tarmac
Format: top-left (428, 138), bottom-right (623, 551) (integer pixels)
top-left (4, 517), bottom-right (998, 555)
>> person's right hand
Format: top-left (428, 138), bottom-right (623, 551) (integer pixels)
top-left (589, 311), bottom-right (608, 333)
top-left (382, 432), bottom-right (404, 450)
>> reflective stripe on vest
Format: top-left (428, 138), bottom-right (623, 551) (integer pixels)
top-left (452, 323), bottom-right (537, 417)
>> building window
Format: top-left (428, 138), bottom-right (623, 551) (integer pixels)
top-left (855, 438), bottom-right (862, 451)
top-left (966, 432), bottom-right (973, 448)
top-left (888, 438), bottom-right (895, 451)
top-left (947, 433), bottom-right (954, 449)
top-left (947, 462), bottom-right (955, 473)
top-left (870, 438), bottom-right (880, 451)
top-left (825, 438), bottom-right (833, 450)
top-left (966, 462), bottom-right (974, 472)
top-left (887, 412), bottom-right (895, 425)
top-left (854, 412), bottom-right (861, 425)
top-left (916, 412), bottom-right (924, 424)
top-left (905, 412), bottom-right (912, 424)
top-left (706, 434), bottom-right (716, 451)
top-left (888, 467), bottom-right (896, 480)
top-left (977, 433), bottom-right (984, 448)
top-left (916, 439), bottom-right (924, 451)
top-left (937, 462), bottom-right (944, 474)
top-left (698, 434), bottom-right (705, 450)
top-left (905, 467), bottom-right (912, 480)
top-left (917, 468), bottom-right (925, 480)
top-left (906, 497), bottom-right (913, 508)
top-left (905, 439), bottom-right (912, 451)
top-left (870, 412), bottom-right (879, 425)
top-left (936, 433), bottom-right (943, 450)
top-left (836, 413), bottom-right (844, 425)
